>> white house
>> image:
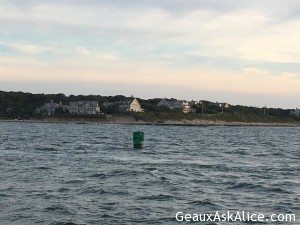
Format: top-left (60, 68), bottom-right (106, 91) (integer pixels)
top-left (119, 98), bottom-right (143, 112)
top-left (182, 101), bottom-right (191, 113)
top-left (69, 101), bottom-right (100, 115)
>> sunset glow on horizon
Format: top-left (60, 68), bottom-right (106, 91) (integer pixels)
top-left (0, 0), bottom-right (299, 108)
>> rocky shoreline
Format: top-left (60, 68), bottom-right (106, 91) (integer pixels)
top-left (0, 119), bottom-right (299, 127)
top-left (159, 119), bottom-right (300, 127)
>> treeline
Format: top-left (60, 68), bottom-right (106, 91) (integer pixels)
top-left (0, 91), bottom-right (127, 118)
top-left (0, 90), bottom-right (296, 120)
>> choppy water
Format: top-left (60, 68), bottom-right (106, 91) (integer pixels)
top-left (0, 122), bottom-right (299, 225)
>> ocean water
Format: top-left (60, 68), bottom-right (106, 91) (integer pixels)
top-left (0, 122), bottom-right (299, 225)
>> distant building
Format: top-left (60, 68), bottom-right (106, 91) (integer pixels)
top-left (157, 99), bottom-right (182, 110)
top-left (188, 100), bottom-right (199, 107)
top-left (209, 102), bottom-right (230, 108)
top-left (102, 102), bottom-right (117, 108)
top-left (293, 108), bottom-right (300, 118)
top-left (220, 103), bottom-right (230, 108)
top-left (119, 98), bottom-right (143, 112)
top-left (157, 98), bottom-right (191, 113)
top-left (157, 98), bottom-right (173, 109)
top-left (36, 100), bottom-right (68, 115)
top-left (182, 101), bottom-right (192, 113)
top-left (69, 101), bottom-right (100, 115)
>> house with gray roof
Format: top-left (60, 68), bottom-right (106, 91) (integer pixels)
top-left (69, 101), bottom-right (100, 115)
top-left (157, 98), bottom-right (191, 113)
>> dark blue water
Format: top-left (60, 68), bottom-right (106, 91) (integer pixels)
top-left (0, 122), bottom-right (299, 225)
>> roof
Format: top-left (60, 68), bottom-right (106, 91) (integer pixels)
top-left (158, 99), bottom-right (183, 108)
top-left (69, 101), bottom-right (99, 106)
top-left (119, 98), bottom-right (138, 106)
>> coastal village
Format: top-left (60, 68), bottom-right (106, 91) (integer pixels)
top-left (36, 98), bottom-right (144, 115)
top-left (35, 97), bottom-right (232, 116)
top-left (35, 96), bottom-right (300, 119)
top-left (0, 91), bottom-right (299, 122)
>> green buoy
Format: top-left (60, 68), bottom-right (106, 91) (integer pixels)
top-left (133, 131), bottom-right (144, 149)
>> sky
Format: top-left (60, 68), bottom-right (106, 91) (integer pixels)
top-left (0, 0), bottom-right (299, 108)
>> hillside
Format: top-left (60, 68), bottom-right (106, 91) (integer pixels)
top-left (0, 90), bottom-right (299, 125)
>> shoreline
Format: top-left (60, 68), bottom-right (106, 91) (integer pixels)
top-left (0, 119), bottom-right (299, 127)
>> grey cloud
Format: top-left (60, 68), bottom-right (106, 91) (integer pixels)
top-left (4, 0), bottom-right (300, 15)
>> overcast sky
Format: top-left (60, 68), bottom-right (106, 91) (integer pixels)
top-left (0, 0), bottom-right (299, 108)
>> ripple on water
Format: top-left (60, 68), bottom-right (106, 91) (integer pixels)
top-left (88, 173), bottom-right (107, 179)
top-left (35, 166), bottom-right (51, 170)
top-left (44, 204), bottom-right (73, 215)
top-left (187, 199), bottom-right (223, 210)
top-left (228, 182), bottom-right (293, 194)
top-left (80, 186), bottom-right (106, 195)
top-left (0, 123), bottom-right (299, 225)
top-left (138, 194), bottom-right (173, 201)
top-left (51, 222), bottom-right (81, 225)
top-left (35, 147), bottom-right (60, 153)
top-left (64, 179), bottom-right (86, 184)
